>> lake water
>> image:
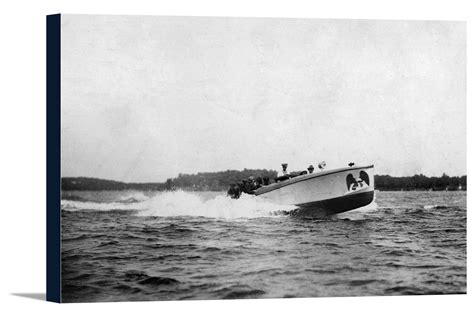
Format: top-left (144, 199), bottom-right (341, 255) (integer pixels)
top-left (60, 190), bottom-right (466, 302)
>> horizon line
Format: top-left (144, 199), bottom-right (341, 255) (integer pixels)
top-left (61, 172), bottom-right (467, 184)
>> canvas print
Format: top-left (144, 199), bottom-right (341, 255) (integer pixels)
top-left (49, 14), bottom-right (466, 302)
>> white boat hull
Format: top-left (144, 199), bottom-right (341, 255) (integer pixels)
top-left (254, 165), bottom-right (375, 216)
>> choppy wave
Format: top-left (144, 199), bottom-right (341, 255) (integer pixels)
top-left (61, 190), bottom-right (467, 302)
top-left (333, 201), bottom-right (379, 220)
top-left (61, 190), bottom-right (297, 219)
top-left (423, 204), bottom-right (449, 210)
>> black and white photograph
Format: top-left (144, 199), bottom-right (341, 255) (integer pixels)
top-left (57, 14), bottom-right (466, 302)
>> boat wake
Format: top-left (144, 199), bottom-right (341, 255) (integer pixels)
top-left (333, 201), bottom-right (379, 220)
top-left (61, 190), bottom-right (297, 219)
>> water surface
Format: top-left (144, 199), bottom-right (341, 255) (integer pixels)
top-left (61, 190), bottom-right (466, 302)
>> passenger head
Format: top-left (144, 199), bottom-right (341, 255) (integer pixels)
top-left (308, 165), bottom-right (314, 173)
top-left (318, 161), bottom-right (326, 170)
top-left (282, 163), bottom-right (288, 170)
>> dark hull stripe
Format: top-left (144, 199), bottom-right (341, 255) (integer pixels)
top-left (293, 190), bottom-right (375, 217)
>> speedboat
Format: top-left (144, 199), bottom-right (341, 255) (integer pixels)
top-left (254, 164), bottom-right (375, 216)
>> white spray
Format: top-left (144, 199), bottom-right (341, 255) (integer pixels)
top-left (61, 190), bottom-right (297, 220)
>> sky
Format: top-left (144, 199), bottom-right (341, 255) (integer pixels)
top-left (61, 15), bottom-right (466, 182)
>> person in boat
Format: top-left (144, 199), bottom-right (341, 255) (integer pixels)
top-left (276, 163), bottom-right (290, 182)
top-left (247, 176), bottom-right (257, 193)
top-left (241, 179), bottom-right (249, 194)
top-left (318, 161), bottom-right (326, 170)
top-left (278, 163), bottom-right (289, 177)
top-left (227, 185), bottom-right (234, 197)
top-left (307, 165), bottom-right (315, 174)
top-left (238, 177), bottom-right (256, 194)
top-left (227, 183), bottom-right (241, 199)
top-left (234, 183), bottom-right (242, 198)
top-left (262, 176), bottom-right (270, 185)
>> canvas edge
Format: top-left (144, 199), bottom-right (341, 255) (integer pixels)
top-left (46, 13), bottom-right (61, 303)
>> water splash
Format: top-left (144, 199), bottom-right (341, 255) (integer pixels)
top-left (61, 190), bottom-right (297, 219)
top-left (117, 191), bottom-right (149, 203)
top-left (60, 199), bottom-right (147, 212)
top-left (137, 190), bottom-right (296, 219)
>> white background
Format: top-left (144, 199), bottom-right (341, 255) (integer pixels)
top-left (0, 0), bottom-right (472, 315)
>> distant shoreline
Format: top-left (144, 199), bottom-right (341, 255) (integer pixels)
top-left (61, 171), bottom-right (467, 192)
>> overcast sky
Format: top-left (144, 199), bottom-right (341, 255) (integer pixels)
top-left (61, 15), bottom-right (466, 182)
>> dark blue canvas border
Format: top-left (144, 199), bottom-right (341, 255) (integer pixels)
top-left (46, 13), bottom-right (61, 303)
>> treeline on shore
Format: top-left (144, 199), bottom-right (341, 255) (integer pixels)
top-left (376, 173), bottom-right (466, 191)
top-left (61, 171), bottom-right (466, 192)
top-left (61, 169), bottom-right (277, 191)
